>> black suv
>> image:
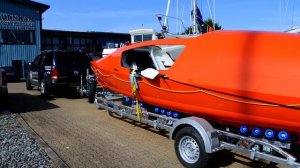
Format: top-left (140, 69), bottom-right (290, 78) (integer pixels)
top-left (26, 50), bottom-right (91, 97)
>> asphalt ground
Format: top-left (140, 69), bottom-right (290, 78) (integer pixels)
top-left (6, 82), bottom-right (292, 168)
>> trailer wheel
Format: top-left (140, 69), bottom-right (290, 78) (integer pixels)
top-left (88, 80), bottom-right (96, 103)
top-left (175, 127), bottom-right (210, 168)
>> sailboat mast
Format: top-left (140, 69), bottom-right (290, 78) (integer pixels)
top-left (192, 0), bottom-right (199, 34)
top-left (164, 0), bottom-right (171, 29)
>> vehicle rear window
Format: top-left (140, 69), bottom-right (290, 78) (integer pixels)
top-left (43, 53), bottom-right (53, 66)
top-left (56, 52), bottom-right (90, 67)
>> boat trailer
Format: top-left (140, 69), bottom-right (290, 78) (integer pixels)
top-left (94, 91), bottom-right (300, 168)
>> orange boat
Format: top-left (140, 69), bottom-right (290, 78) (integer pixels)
top-left (91, 30), bottom-right (300, 144)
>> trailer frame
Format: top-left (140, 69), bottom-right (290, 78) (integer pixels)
top-left (95, 91), bottom-right (300, 168)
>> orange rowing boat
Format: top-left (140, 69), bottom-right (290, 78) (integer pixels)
top-left (91, 30), bottom-right (300, 143)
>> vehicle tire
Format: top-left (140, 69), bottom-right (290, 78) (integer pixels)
top-left (26, 76), bottom-right (33, 90)
top-left (40, 79), bottom-right (50, 97)
top-left (174, 127), bottom-right (210, 168)
top-left (0, 87), bottom-right (8, 108)
top-left (88, 80), bottom-right (96, 103)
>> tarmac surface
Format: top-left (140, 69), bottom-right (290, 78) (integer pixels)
top-left (7, 82), bottom-right (291, 168)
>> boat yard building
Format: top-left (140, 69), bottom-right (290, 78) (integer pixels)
top-left (42, 29), bottom-right (130, 54)
top-left (0, 0), bottom-right (49, 67)
top-left (0, 0), bottom-right (130, 79)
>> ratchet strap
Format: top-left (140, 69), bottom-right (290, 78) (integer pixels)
top-left (130, 68), bottom-right (142, 121)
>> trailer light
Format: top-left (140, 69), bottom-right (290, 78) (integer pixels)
top-left (139, 102), bottom-right (144, 107)
top-left (124, 97), bottom-right (131, 102)
top-left (166, 110), bottom-right (172, 117)
top-left (160, 109), bottom-right (166, 115)
top-left (239, 125), bottom-right (249, 134)
top-left (172, 112), bottom-right (179, 118)
top-left (264, 129), bottom-right (275, 139)
top-left (278, 131), bottom-right (289, 141)
top-left (252, 127), bottom-right (262, 137)
top-left (154, 107), bottom-right (160, 113)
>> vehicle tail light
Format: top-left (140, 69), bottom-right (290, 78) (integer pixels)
top-left (2, 71), bottom-right (7, 86)
top-left (50, 68), bottom-right (58, 80)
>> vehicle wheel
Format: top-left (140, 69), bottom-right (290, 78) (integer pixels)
top-left (26, 76), bottom-right (33, 90)
top-left (0, 87), bottom-right (8, 108)
top-left (175, 127), bottom-right (210, 168)
top-left (88, 80), bottom-right (96, 103)
top-left (40, 79), bottom-right (50, 97)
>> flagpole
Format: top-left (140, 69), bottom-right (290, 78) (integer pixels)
top-left (213, 0), bottom-right (215, 31)
top-left (193, 0), bottom-right (198, 34)
top-left (164, 0), bottom-right (171, 30)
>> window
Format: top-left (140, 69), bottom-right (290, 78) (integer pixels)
top-left (33, 55), bottom-right (41, 66)
top-left (133, 34), bottom-right (153, 43)
top-left (43, 53), bottom-right (53, 66)
top-left (0, 31), bottom-right (3, 43)
top-left (52, 37), bottom-right (60, 50)
top-left (81, 38), bottom-right (86, 45)
top-left (0, 29), bottom-right (35, 44)
top-left (56, 52), bottom-right (90, 67)
top-left (52, 37), bottom-right (59, 45)
top-left (74, 38), bottom-right (80, 45)
top-left (143, 34), bottom-right (153, 41)
top-left (44, 37), bottom-right (52, 45)
top-left (133, 35), bottom-right (142, 43)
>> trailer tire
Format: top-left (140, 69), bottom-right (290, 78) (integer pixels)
top-left (175, 126), bottom-right (210, 168)
top-left (88, 80), bottom-right (96, 103)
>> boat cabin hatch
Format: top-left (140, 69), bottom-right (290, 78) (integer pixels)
top-left (121, 45), bottom-right (185, 71)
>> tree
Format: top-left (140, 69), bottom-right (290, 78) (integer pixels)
top-left (201, 19), bottom-right (222, 33)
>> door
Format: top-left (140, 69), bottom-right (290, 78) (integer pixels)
top-left (30, 54), bottom-right (43, 86)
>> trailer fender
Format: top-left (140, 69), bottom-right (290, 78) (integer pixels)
top-left (170, 117), bottom-right (220, 153)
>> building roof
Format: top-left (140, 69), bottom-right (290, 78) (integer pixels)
top-left (12, 0), bottom-right (50, 13)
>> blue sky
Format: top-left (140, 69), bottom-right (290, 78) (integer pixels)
top-left (37, 0), bottom-right (300, 33)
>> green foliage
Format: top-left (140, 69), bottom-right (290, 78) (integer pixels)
top-left (201, 19), bottom-right (222, 33)
top-left (184, 18), bottom-right (222, 34)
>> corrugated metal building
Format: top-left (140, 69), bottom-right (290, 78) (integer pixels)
top-left (0, 0), bottom-right (49, 67)
top-left (1, 0), bottom-right (131, 79)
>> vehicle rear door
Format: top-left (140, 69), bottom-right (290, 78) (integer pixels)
top-left (56, 52), bottom-right (91, 86)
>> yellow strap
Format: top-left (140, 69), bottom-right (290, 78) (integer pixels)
top-left (135, 99), bottom-right (142, 121)
top-left (130, 69), bottom-right (142, 121)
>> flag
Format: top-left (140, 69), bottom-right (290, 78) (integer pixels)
top-left (191, 5), bottom-right (204, 32)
